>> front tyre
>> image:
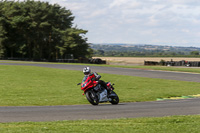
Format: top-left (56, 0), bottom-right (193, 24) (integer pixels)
top-left (85, 90), bottom-right (99, 105)
top-left (109, 91), bottom-right (119, 105)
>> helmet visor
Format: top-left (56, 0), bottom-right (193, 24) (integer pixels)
top-left (84, 72), bottom-right (90, 75)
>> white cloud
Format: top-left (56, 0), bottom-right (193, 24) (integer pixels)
top-left (109, 0), bottom-right (127, 8)
top-left (109, 0), bottom-right (141, 9)
top-left (18, 0), bottom-right (200, 47)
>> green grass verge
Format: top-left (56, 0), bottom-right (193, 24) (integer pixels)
top-left (0, 115), bottom-right (199, 133)
top-left (0, 65), bottom-right (200, 106)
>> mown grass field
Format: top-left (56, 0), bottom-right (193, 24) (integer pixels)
top-left (0, 65), bottom-right (200, 106)
top-left (0, 63), bottom-right (200, 133)
top-left (0, 115), bottom-right (199, 133)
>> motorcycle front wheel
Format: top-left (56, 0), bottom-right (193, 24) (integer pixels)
top-left (85, 90), bottom-right (99, 105)
top-left (109, 91), bottom-right (119, 105)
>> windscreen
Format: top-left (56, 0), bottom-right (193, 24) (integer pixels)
top-left (82, 75), bottom-right (89, 83)
top-left (81, 75), bottom-right (89, 88)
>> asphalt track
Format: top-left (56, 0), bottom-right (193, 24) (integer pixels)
top-left (0, 98), bottom-right (200, 122)
top-left (0, 62), bottom-right (200, 122)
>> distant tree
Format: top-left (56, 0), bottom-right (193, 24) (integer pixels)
top-left (190, 51), bottom-right (199, 56)
top-left (96, 50), bottom-right (104, 56)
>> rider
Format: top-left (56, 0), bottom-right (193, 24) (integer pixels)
top-left (82, 66), bottom-right (112, 94)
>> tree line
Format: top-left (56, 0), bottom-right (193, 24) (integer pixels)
top-left (93, 50), bottom-right (200, 57)
top-left (0, 0), bottom-right (91, 61)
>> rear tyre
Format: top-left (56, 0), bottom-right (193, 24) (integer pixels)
top-left (85, 90), bottom-right (99, 105)
top-left (109, 91), bottom-right (119, 105)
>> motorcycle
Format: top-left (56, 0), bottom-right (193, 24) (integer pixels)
top-left (77, 74), bottom-right (119, 105)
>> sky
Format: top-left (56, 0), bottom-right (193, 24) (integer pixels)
top-left (38, 0), bottom-right (200, 47)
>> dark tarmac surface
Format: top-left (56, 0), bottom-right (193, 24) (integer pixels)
top-left (0, 62), bottom-right (200, 122)
top-left (0, 98), bottom-right (200, 122)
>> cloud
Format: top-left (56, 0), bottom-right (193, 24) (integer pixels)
top-left (18, 0), bottom-right (200, 47)
top-left (66, 1), bottom-right (200, 46)
top-left (109, 0), bottom-right (141, 9)
top-left (109, 0), bottom-right (127, 8)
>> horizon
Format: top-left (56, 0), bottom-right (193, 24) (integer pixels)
top-left (91, 43), bottom-right (200, 48)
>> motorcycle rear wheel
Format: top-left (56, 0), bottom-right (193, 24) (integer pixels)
top-left (109, 91), bottom-right (119, 105)
top-left (85, 90), bottom-right (99, 105)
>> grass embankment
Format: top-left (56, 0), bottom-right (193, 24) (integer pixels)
top-left (0, 65), bottom-right (200, 106)
top-left (0, 115), bottom-right (199, 133)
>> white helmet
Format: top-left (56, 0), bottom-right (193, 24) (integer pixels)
top-left (83, 67), bottom-right (91, 75)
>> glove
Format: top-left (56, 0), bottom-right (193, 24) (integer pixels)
top-left (96, 75), bottom-right (101, 80)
